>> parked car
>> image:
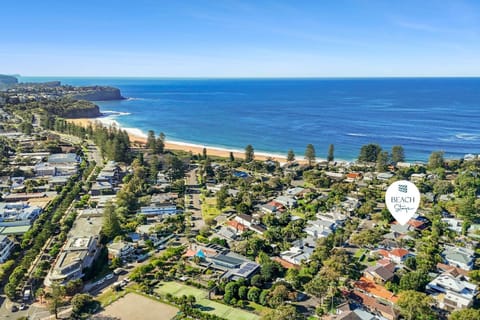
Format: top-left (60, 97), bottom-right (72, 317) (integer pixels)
top-left (105, 273), bottom-right (114, 280)
top-left (11, 305), bottom-right (18, 312)
top-left (19, 303), bottom-right (26, 310)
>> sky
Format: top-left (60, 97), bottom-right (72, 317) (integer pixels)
top-left (1, 0), bottom-right (479, 77)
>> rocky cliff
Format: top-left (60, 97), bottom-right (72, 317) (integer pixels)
top-left (42, 99), bottom-right (102, 118)
top-left (0, 74), bottom-right (18, 90)
top-left (69, 86), bottom-right (124, 101)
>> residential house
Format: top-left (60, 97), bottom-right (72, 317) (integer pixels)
top-left (47, 153), bottom-right (80, 165)
top-left (426, 272), bottom-right (478, 311)
top-left (354, 277), bottom-right (398, 304)
top-left (442, 246), bottom-right (475, 271)
top-left (107, 241), bottom-right (136, 260)
top-left (44, 236), bottom-right (100, 286)
top-left (305, 219), bottom-right (334, 239)
top-left (363, 265), bottom-right (394, 284)
top-left (285, 187), bottom-right (306, 198)
top-left (260, 204), bottom-right (277, 214)
top-left (410, 173), bottom-right (426, 182)
top-left (0, 202), bottom-right (41, 226)
top-left (234, 214), bottom-right (254, 228)
top-left (34, 162), bottom-right (56, 176)
top-left (377, 172), bottom-right (394, 181)
top-left (442, 218), bottom-right (463, 233)
top-left (139, 203), bottom-right (178, 216)
top-left (377, 248), bottom-right (413, 264)
top-left (97, 161), bottom-right (122, 185)
top-left (274, 196), bottom-right (297, 208)
top-left (325, 172), bottom-right (345, 181)
top-left (90, 181), bottom-right (114, 196)
top-left (0, 235), bottom-right (15, 263)
top-left (280, 237), bottom-right (316, 266)
top-left (349, 290), bottom-right (398, 320)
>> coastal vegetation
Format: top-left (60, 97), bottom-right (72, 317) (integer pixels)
top-left (304, 143), bottom-right (315, 166)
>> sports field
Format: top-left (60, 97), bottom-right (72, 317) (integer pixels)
top-left (100, 293), bottom-right (179, 320)
top-left (156, 281), bottom-right (260, 320)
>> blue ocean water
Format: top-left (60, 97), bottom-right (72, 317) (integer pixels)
top-left (20, 77), bottom-right (480, 161)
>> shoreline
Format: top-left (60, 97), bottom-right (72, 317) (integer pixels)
top-left (67, 118), bottom-right (299, 163)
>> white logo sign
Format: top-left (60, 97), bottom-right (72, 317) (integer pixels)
top-left (385, 180), bottom-right (420, 225)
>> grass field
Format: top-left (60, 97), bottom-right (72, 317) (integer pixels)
top-left (156, 281), bottom-right (260, 320)
top-left (99, 293), bottom-right (179, 320)
top-left (201, 197), bottom-right (222, 221)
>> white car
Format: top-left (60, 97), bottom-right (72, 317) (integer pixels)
top-left (105, 273), bottom-right (114, 280)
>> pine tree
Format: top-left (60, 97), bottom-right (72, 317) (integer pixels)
top-left (391, 145), bottom-right (405, 163)
top-left (146, 130), bottom-right (156, 150)
top-left (376, 151), bottom-right (389, 172)
top-left (305, 144), bottom-right (316, 166)
top-left (287, 149), bottom-right (295, 162)
top-left (155, 132), bottom-right (165, 153)
top-left (327, 144), bottom-right (334, 162)
top-left (245, 145), bottom-right (255, 162)
top-left (102, 202), bottom-right (122, 240)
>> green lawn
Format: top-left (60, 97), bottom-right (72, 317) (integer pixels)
top-left (354, 248), bottom-right (366, 259)
top-left (201, 197), bottom-right (233, 221)
top-left (201, 197), bottom-right (222, 220)
top-left (97, 288), bottom-right (128, 307)
top-left (156, 281), bottom-right (260, 320)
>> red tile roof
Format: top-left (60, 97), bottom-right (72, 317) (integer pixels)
top-left (354, 277), bottom-right (398, 303)
top-left (227, 220), bottom-right (248, 232)
top-left (408, 219), bottom-right (426, 229)
top-left (350, 290), bottom-right (397, 319)
top-left (377, 249), bottom-right (389, 258)
top-left (268, 201), bottom-right (285, 210)
top-left (273, 257), bottom-right (300, 270)
top-left (389, 248), bottom-right (409, 258)
top-left (347, 172), bottom-right (362, 179)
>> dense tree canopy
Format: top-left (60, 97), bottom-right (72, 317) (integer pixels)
top-left (358, 143), bottom-right (382, 162)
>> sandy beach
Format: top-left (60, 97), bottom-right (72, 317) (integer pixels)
top-left (68, 118), bottom-right (290, 163)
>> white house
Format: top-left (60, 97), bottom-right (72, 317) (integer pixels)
top-left (0, 236), bottom-right (15, 263)
top-left (426, 273), bottom-right (478, 311)
top-left (442, 246), bottom-right (475, 270)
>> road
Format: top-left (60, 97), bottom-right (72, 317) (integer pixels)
top-left (0, 135), bottom-right (103, 320)
top-left (185, 168), bottom-right (205, 232)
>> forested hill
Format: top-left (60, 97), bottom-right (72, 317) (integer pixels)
top-left (0, 74), bottom-right (18, 90)
top-left (5, 98), bottom-right (101, 118)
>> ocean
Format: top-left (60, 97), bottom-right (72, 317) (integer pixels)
top-left (20, 77), bottom-right (480, 161)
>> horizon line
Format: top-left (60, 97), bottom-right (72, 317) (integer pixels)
top-left (16, 75), bottom-right (480, 79)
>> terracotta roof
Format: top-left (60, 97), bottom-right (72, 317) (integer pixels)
top-left (389, 248), bottom-right (409, 258)
top-left (377, 249), bottom-right (389, 258)
top-left (408, 219), bottom-right (426, 229)
top-left (184, 249), bottom-right (196, 257)
top-left (273, 257), bottom-right (300, 270)
top-left (227, 220), bottom-right (248, 232)
top-left (354, 277), bottom-right (398, 303)
top-left (436, 262), bottom-right (469, 277)
top-left (350, 290), bottom-right (397, 319)
top-left (347, 172), bottom-right (362, 179)
top-left (268, 201), bottom-right (285, 209)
